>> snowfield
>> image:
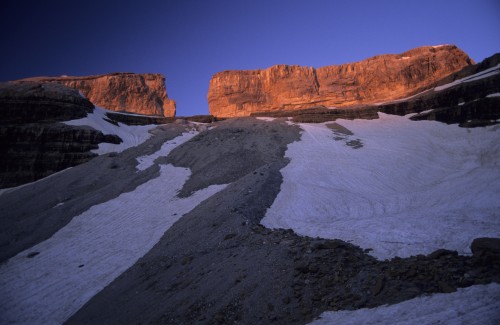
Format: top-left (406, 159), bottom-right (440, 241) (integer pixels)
top-left (0, 134), bottom-right (227, 324)
top-left (262, 113), bottom-right (500, 260)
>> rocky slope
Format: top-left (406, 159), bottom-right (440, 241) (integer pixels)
top-left (17, 73), bottom-right (176, 117)
top-left (208, 45), bottom-right (473, 117)
top-left (0, 82), bottom-right (121, 188)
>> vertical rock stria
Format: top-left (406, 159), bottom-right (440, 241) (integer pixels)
top-left (208, 45), bottom-right (473, 117)
top-left (17, 73), bottom-right (176, 117)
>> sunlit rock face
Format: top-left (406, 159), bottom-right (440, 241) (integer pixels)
top-left (17, 73), bottom-right (176, 117)
top-left (208, 45), bottom-right (473, 117)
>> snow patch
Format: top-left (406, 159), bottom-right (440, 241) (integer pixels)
top-left (0, 164), bottom-right (227, 324)
top-left (64, 106), bottom-right (157, 154)
top-left (136, 131), bottom-right (198, 171)
top-left (309, 283), bottom-right (500, 325)
top-left (261, 113), bottom-right (500, 260)
top-left (256, 117), bottom-right (276, 122)
top-left (486, 92), bottom-right (500, 98)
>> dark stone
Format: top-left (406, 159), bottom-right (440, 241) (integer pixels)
top-left (471, 238), bottom-right (500, 257)
top-left (0, 82), bottom-right (94, 124)
top-left (26, 252), bottom-right (39, 258)
top-left (428, 249), bottom-right (458, 259)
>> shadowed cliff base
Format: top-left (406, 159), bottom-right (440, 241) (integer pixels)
top-left (105, 113), bottom-right (222, 126)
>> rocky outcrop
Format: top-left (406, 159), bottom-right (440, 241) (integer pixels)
top-left (17, 73), bottom-right (176, 117)
top-left (208, 45), bottom-right (473, 117)
top-left (0, 82), bottom-right (121, 188)
top-left (249, 52), bottom-right (499, 126)
top-left (252, 105), bottom-right (379, 123)
top-left (378, 53), bottom-right (500, 126)
top-left (0, 82), bottom-right (94, 123)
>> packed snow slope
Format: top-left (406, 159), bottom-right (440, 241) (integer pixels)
top-left (0, 131), bottom-right (227, 324)
top-left (262, 113), bottom-right (500, 260)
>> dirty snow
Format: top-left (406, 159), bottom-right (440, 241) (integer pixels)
top-left (64, 106), bottom-right (157, 154)
top-left (0, 165), bottom-right (227, 324)
top-left (309, 283), bottom-right (500, 325)
top-left (262, 113), bottom-right (500, 260)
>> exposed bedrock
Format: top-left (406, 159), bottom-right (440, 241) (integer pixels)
top-left (379, 55), bottom-right (500, 126)
top-left (208, 45), bottom-right (473, 117)
top-left (0, 82), bottom-right (121, 188)
top-left (250, 53), bottom-right (500, 125)
top-left (16, 73), bottom-right (176, 117)
top-left (0, 82), bottom-right (94, 123)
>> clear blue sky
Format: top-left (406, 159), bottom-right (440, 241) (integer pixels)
top-left (1, 0), bottom-right (499, 116)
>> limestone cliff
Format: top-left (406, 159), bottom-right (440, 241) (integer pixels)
top-left (18, 73), bottom-right (176, 117)
top-left (208, 45), bottom-right (474, 117)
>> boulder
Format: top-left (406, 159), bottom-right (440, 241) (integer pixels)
top-left (471, 238), bottom-right (500, 257)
